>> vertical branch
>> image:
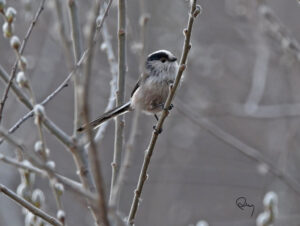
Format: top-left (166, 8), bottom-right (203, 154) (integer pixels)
top-left (54, 0), bottom-right (73, 70)
top-left (68, 0), bottom-right (83, 135)
top-left (244, 7), bottom-right (270, 114)
top-left (110, 0), bottom-right (127, 203)
top-left (109, 108), bottom-right (140, 207)
top-left (127, 1), bottom-right (201, 224)
top-left (94, 16), bottom-right (118, 142)
top-left (110, 0), bottom-right (148, 208)
top-left (81, 1), bottom-right (109, 225)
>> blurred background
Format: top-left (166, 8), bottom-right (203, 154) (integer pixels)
top-left (1, 0), bottom-right (300, 225)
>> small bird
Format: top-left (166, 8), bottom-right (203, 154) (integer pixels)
top-left (78, 49), bottom-right (178, 132)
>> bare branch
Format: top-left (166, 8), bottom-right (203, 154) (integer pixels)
top-left (68, 0), bottom-right (83, 134)
top-left (94, 10), bottom-right (118, 142)
top-left (5, 79), bottom-right (69, 136)
top-left (111, 0), bottom-right (127, 204)
top-left (81, 0), bottom-right (109, 225)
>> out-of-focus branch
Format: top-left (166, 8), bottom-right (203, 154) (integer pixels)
top-left (176, 100), bottom-right (300, 196)
top-left (244, 21), bottom-right (270, 113)
top-left (0, 184), bottom-right (63, 226)
top-left (68, 0), bottom-right (83, 135)
top-left (0, 0), bottom-right (46, 123)
top-left (54, 0), bottom-right (73, 69)
top-left (94, 9), bottom-right (118, 142)
top-left (111, 0), bottom-right (127, 204)
top-left (110, 0), bottom-right (148, 208)
top-left (259, 4), bottom-right (300, 62)
top-left (127, 1), bottom-right (201, 224)
top-left (110, 108), bottom-right (140, 207)
top-left (0, 64), bottom-right (32, 109)
top-left (197, 101), bottom-right (300, 118)
top-left (0, 127), bottom-right (25, 153)
top-left (81, 0), bottom-right (109, 225)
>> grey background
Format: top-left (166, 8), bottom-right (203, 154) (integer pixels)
top-left (1, 0), bottom-right (300, 225)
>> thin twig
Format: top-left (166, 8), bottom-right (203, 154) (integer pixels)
top-left (110, 0), bottom-right (127, 204)
top-left (0, 0), bottom-right (46, 123)
top-left (110, 108), bottom-right (140, 207)
top-left (0, 184), bottom-right (62, 226)
top-left (259, 4), bottom-right (300, 62)
top-left (0, 128), bottom-right (25, 152)
top-left (0, 64), bottom-right (32, 109)
top-left (127, 1), bottom-right (201, 224)
top-left (5, 81), bottom-right (68, 136)
top-left (54, 0), bottom-right (73, 70)
top-left (94, 9), bottom-right (118, 142)
top-left (68, 0), bottom-right (83, 135)
top-left (81, 0), bottom-right (109, 225)
top-left (195, 101), bottom-right (300, 118)
top-left (244, 20), bottom-right (270, 114)
top-left (110, 0), bottom-right (147, 207)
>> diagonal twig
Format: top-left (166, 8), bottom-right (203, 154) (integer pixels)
top-left (0, 0), bottom-right (46, 123)
top-left (127, 1), bottom-right (201, 224)
top-left (0, 184), bottom-right (63, 226)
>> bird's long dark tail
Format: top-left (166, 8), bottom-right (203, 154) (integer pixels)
top-left (77, 101), bottom-right (131, 132)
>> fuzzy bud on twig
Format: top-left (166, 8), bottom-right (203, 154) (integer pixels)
top-left (10, 35), bottom-right (20, 50)
top-left (5, 7), bottom-right (17, 23)
top-left (193, 5), bottom-right (202, 18)
top-left (196, 221), bottom-right (209, 226)
top-left (33, 104), bottom-right (45, 123)
top-left (16, 183), bottom-right (31, 201)
top-left (34, 140), bottom-right (43, 153)
top-left (54, 183), bottom-right (64, 195)
top-left (16, 71), bottom-right (28, 88)
top-left (0, 0), bottom-right (6, 13)
top-left (46, 160), bottom-right (55, 170)
top-left (256, 211), bottom-right (271, 226)
top-left (24, 212), bottom-right (35, 226)
top-left (32, 189), bottom-right (45, 208)
top-left (2, 22), bottom-right (14, 38)
top-left (263, 191), bottom-right (278, 214)
top-left (57, 210), bottom-right (66, 223)
top-left (18, 56), bottom-right (28, 71)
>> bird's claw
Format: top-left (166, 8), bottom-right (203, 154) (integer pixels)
top-left (153, 125), bottom-right (162, 134)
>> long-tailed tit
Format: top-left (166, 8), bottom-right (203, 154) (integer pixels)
top-left (78, 49), bottom-right (178, 132)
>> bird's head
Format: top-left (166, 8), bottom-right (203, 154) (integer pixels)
top-left (145, 50), bottom-right (178, 78)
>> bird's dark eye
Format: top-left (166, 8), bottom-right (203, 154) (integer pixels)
top-left (160, 57), bottom-right (167, 63)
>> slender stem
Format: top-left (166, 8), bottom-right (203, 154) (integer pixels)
top-left (110, 108), bottom-right (140, 207)
top-left (68, 0), bottom-right (83, 135)
top-left (110, 0), bottom-right (127, 204)
top-left (127, 1), bottom-right (201, 224)
top-left (94, 10), bottom-right (118, 142)
top-left (0, 0), bottom-right (46, 123)
top-left (54, 0), bottom-right (73, 70)
top-left (81, 1), bottom-right (109, 225)
top-left (5, 83), bottom-right (68, 136)
top-left (0, 184), bottom-right (62, 226)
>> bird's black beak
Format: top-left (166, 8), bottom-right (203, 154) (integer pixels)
top-left (170, 56), bottom-right (177, 62)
